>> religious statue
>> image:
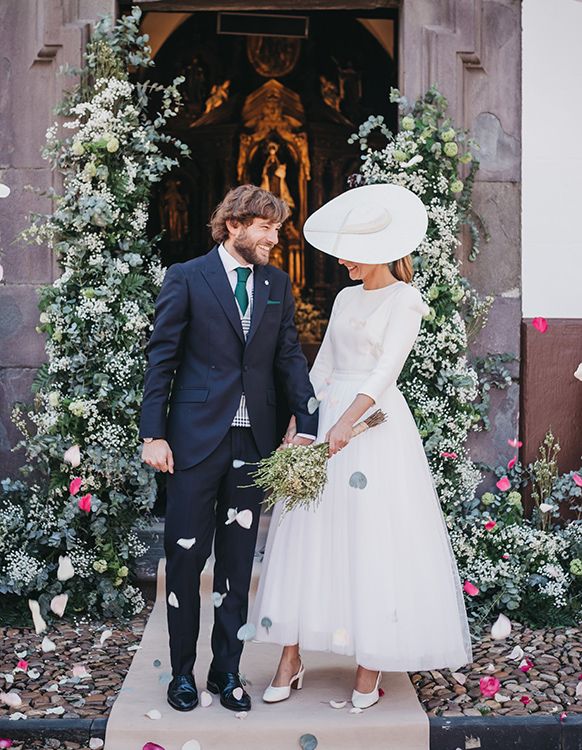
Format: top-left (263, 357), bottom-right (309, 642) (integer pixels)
top-left (204, 80), bottom-right (230, 114)
top-left (184, 55), bottom-right (207, 116)
top-left (159, 178), bottom-right (189, 242)
top-left (260, 142), bottom-right (295, 210)
top-left (320, 75), bottom-right (342, 113)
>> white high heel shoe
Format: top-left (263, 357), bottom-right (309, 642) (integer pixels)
top-left (262, 661), bottom-right (305, 703)
top-left (351, 671), bottom-right (382, 709)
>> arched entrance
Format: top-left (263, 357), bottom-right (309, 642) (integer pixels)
top-left (140, 9), bottom-right (397, 312)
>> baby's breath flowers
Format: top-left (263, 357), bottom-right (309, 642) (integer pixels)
top-left (255, 410), bottom-right (387, 515)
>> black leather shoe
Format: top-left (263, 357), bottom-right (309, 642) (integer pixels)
top-left (167, 674), bottom-right (198, 711)
top-left (207, 668), bottom-right (251, 711)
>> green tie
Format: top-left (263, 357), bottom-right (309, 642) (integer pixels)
top-left (234, 266), bottom-right (252, 315)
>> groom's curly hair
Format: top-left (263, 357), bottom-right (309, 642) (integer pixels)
top-left (209, 184), bottom-right (290, 244)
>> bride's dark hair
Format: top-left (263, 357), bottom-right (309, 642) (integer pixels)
top-left (391, 255), bottom-right (413, 283)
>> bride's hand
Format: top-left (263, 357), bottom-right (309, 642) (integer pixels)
top-left (325, 419), bottom-right (352, 457)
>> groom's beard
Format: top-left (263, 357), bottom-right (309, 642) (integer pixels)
top-left (233, 231), bottom-right (273, 266)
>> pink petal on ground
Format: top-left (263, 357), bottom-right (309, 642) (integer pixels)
top-left (496, 476), bottom-right (511, 492)
top-left (0, 739), bottom-right (13, 749)
top-left (78, 494), bottom-right (92, 512)
top-left (573, 473), bottom-right (582, 488)
top-left (532, 317), bottom-right (548, 333)
top-left (507, 438), bottom-right (523, 448)
top-left (502, 553), bottom-right (510, 560)
top-left (479, 676), bottom-right (501, 698)
top-left (463, 581), bottom-right (480, 596)
top-left (561, 711), bottom-right (568, 721)
top-left (15, 660), bottom-right (28, 672)
top-left (519, 658), bottom-right (533, 672)
top-left (142, 744), bottom-right (165, 750)
top-left (520, 695), bottom-right (531, 705)
top-left (484, 520), bottom-right (497, 531)
top-left (69, 477), bottom-right (82, 495)
top-left (50, 594), bottom-right (68, 618)
top-left (440, 451), bottom-right (458, 459)
top-left (508, 456), bottom-right (517, 470)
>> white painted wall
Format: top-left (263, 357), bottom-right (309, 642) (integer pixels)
top-left (522, 0), bottom-right (582, 319)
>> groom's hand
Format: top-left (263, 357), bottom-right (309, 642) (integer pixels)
top-left (141, 439), bottom-right (175, 474)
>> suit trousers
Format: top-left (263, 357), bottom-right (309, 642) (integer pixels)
top-left (164, 427), bottom-right (263, 676)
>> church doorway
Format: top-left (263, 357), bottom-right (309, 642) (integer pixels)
top-left (140, 9), bottom-right (397, 313)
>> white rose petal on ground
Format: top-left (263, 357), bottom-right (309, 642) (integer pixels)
top-left (495, 693), bottom-right (510, 703)
top-left (45, 684), bottom-right (59, 693)
top-left (237, 623), bottom-right (256, 641)
top-left (232, 687), bottom-right (244, 700)
top-left (0, 183), bottom-right (11, 198)
top-left (45, 706), bottom-right (65, 715)
top-left (329, 700), bottom-right (347, 709)
top-left (8, 712), bottom-right (27, 721)
top-left (145, 708), bottom-right (162, 720)
top-left (72, 664), bottom-right (91, 679)
top-left (491, 613), bottom-right (512, 640)
top-left (509, 645), bottom-right (524, 660)
top-left (181, 741), bottom-right (202, 750)
top-left (28, 599), bottom-right (47, 634)
top-left (349, 707), bottom-right (363, 714)
top-left (1, 690), bottom-right (22, 707)
top-left (235, 711), bottom-right (248, 719)
top-left (576, 682), bottom-right (582, 699)
top-left (41, 637), bottom-right (56, 653)
top-left (539, 502), bottom-right (556, 513)
top-left (89, 739), bottom-right (104, 749)
top-left (200, 690), bottom-right (213, 707)
top-left (57, 555), bottom-right (75, 582)
top-left (168, 592), bottom-right (179, 608)
top-left (27, 669), bottom-right (41, 680)
top-left (574, 363), bottom-right (582, 381)
top-left (50, 594), bottom-right (68, 618)
top-left (99, 629), bottom-right (113, 646)
top-left (177, 537), bottom-right (197, 549)
top-left (3, 674), bottom-right (14, 685)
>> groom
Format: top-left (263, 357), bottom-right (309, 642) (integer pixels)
top-left (139, 184), bottom-right (318, 712)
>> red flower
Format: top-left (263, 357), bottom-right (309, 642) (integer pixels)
top-left (78, 494), bottom-right (92, 512)
top-left (69, 477), bottom-right (82, 495)
top-left (484, 520), bottom-right (497, 531)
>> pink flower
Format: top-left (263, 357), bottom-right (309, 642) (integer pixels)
top-left (520, 695), bottom-right (531, 705)
top-left (573, 473), bottom-right (582, 488)
top-left (78, 494), bottom-right (92, 512)
top-left (496, 476), bottom-right (511, 492)
top-left (532, 317), bottom-right (548, 333)
top-left (561, 711), bottom-right (567, 721)
top-left (69, 477), bottom-right (82, 495)
top-left (0, 740), bottom-right (13, 749)
top-left (16, 659), bottom-right (28, 672)
top-left (519, 658), bottom-right (534, 672)
top-left (508, 456), bottom-right (517, 470)
top-left (484, 520), bottom-right (497, 531)
top-left (502, 553), bottom-right (510, 560)
top-left (507, 438), bottom-right (523, 449)
top-left (440, 451), bottom-right (458, 459)
top-left (463, 580), bottom-right (479, 596)
top-left (142, 744), bottom-right (165, 750)
top-left (479, 676), bottom-right (501, 698)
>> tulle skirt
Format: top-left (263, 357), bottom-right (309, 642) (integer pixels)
top-left (250, 369), bottom-right (473, 671)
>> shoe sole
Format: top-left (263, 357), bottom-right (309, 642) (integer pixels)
top-left (167, 696), bottom-right (198, 712)
top-left (207, 680), bottom-right (251, 712)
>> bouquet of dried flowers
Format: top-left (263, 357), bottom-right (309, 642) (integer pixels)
top-left (254, 410), bottom-right (387, 515)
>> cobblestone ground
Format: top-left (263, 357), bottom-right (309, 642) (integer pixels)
top-left (2, 615), bottom-right (582, 749)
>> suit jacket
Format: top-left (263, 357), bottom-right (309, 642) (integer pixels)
top-left (139, 245), bottom-right (319, 470)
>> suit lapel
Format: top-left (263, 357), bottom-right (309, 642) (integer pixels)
top-left (201, 246), bottom-right (244, 343)
top-left (247, 264), bottom-right (270, 346)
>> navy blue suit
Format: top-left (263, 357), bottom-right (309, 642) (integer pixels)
top-left (139, 245), bottom-right (318, 675)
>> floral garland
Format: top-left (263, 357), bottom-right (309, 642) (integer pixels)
top-left (351, 88), bottom-right (582, 628)
top-left (0, 8), bottom-right (187, 621)
top-left (349, 86), bottom-right (490, 514)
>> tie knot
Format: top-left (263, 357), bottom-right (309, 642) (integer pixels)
top-left (236, 266), bottom-right (252, 282)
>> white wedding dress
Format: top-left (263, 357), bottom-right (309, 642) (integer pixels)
top-left (251, 281), bottom-right (473, 671)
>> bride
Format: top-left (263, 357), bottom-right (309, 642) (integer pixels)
top-left (250, 183), bottom-right (473, 709)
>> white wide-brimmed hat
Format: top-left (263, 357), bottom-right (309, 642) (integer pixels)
top-left (303, 183), bottom-right (428, 264)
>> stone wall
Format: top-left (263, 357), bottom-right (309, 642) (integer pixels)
top-left (0, 0), bottom-right (114, 476)
top-left (400, 0), bottom-right (522, 475)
